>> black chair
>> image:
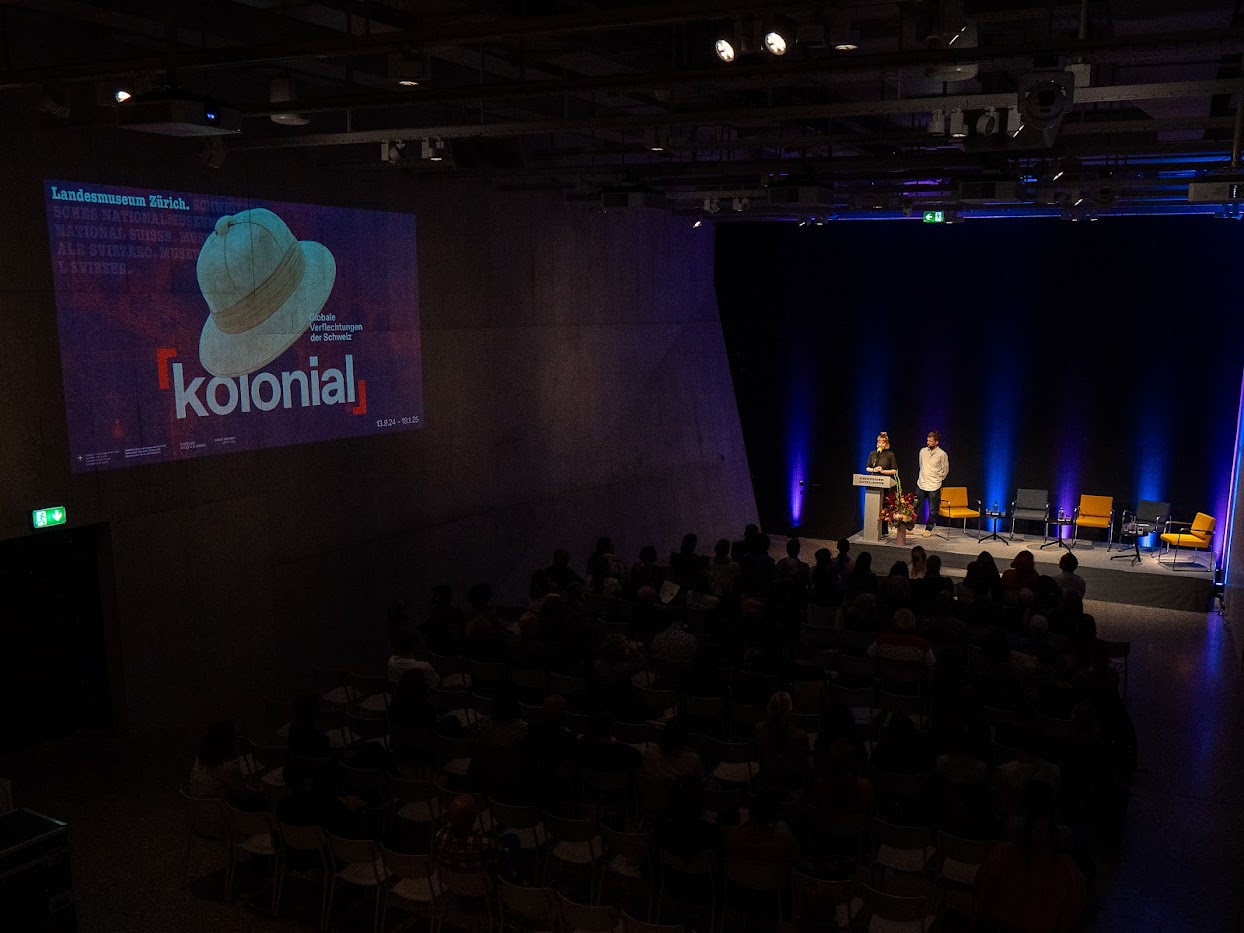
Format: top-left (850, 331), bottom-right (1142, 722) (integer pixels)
top-left (1009, 488), bottom-right (1049, 542)
top-left (1112, 499), bottom-right (1170, 565)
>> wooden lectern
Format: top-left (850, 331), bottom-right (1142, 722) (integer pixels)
top-left (853, 473), bottom-right (896, 544)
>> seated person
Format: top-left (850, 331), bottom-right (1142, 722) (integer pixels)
top-left (1002, 550), bottom-right (1041, 593)
top-left (722, 791), bottom-right (800, 862)
top-left (577, 710), bottom-right (643, 774)
top-left (629, 545), bottom-right (665, 596)
top-left (651, 617), bottom-right (700, 664)
top-left (387, 627), bottom-right (441, 688)
top-left (1054, 552), bottom-right (1086, 598)
top-left (435, 795), bottom-right (506, 873)
top-left (754, 691), bottom-right (811, 791)
top-left (643, 717), bottom-right (705, 783)
top-left (185, 720), bottom-right (262, 808)
top-left (774, 537), bottom-right (810, 589)
top-left (656, 776), bottom-right (721, 869)
top-left (868, 609), bottom-right (936, 670)
top-left (669, 533), bottom-right (709, 586)
top-left (287, 694), bottom-right (333, 760)
top-left (708, 538), bottom-right (742, 598)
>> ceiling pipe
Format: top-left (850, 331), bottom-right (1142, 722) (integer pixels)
top-left (227, 79), bottom-right (1244, 150)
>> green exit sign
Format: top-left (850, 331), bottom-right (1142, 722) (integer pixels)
top-left (31, 506), bottom-right (67, 529)
top-left (922, 210), bottom-right (945, 223)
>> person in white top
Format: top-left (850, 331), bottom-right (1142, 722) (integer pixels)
top-left (915, 430), bottom-right (949, 537)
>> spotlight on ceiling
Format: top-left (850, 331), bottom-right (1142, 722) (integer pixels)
top-left (693, 219), bottom-right (703, 228)
top-left (714, 37), bottom-right (736, 62)
top-left (387, 51), bottom-right (429, 87)
top-left (948, 110), bottom-right (967, 138)
top-left (268, 76), bottom-right (309, 127)
top-left (1007, 106), bottom-right (1025, 139)
top-left (928, 110), bottom-right (946, 135)
top-left (829, 10), bottom-right (858, 51)
top-left (975, 108), bottom-right (998, 136)
top-left (763, 17), bottom-right (795, 56)
top-left (421, 137), bottom-right (446, 162)
top-left (647, 126), bottom-right (670, 152)
top-left (114, 89), bottom-right (133, 104)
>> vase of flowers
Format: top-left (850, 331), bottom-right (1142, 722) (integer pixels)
top-left (881, 482), bottom-right (918, 545)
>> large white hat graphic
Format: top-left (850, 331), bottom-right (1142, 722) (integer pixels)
top-left (196, 207), bottom-right (336, 377)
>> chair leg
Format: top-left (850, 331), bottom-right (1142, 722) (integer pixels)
top-left (1071, 523), bottom-right (1079, 550)
top-left (324, 876), bottom-right (336, 933)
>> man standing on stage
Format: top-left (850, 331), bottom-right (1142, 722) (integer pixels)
top-left (915, 430), bottom-right (949, 537)
top-left (867, 431), bottom-right (899, 537)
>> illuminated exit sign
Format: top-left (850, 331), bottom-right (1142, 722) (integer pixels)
top-left (922, 210), bottom-right (945, 223)
top-left (31, 506), bottom-right (67, 529)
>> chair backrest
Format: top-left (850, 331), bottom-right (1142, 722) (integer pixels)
top-left (683, 695), bottom-right (725, 720)
top-left (635, 686), bottom-right (676, 717)
top-left (1192, 512), bottom-right (1216, 537)
top-left (327, 832), bottom-right (381, 865)
top-left (509, 666), bottom-right (548, 693)
top-left (429, 653), bottom-right (466, 675)
top-left (541, 810), bottom-right (597, 843)
top-left (380, 845), bottom-right (436, 881)
top-left (1133, 500), bottom-right (1170, 526)
top-left (725, 857), bottom-right (789, 891)
top-left (613, 720), bottom-right (654, 745)
top-left (701, 736), bottom-right (756, 764)
top-left (938, 831), bottom-right (995, 874)
top-left (497, 877), bottom-right (557, 922)
top-left (863, 885), bottom-right (932, 926)
top-left (440, 868), bottom-right (493, 898)
top-left (940, 487), bottom-right (968, 509)
top-left (622, 912), bottom-right (686, 933)
top-left (340, 765), bottom-right (386, 799)
top-left (871, 817), bottom-right (931, 852)
top-left (1078, 494), bottom-right (1113, 518)
top-left (559, 894), bottom-right (619, 932)
top-left (225, 803), bottom-right (274, 840)
top-left (391, 775), bottom-right (438, 806)
top-left (278, 821), bottom-right (326, 851)
top-left (790, 868), bottom-right (857, 925)
top-left (548, 672), bottom-right (588, 697)
top-left (350, 671), bottom-right (389, 695)
top-left (1013, 488), bottom-right (1048, 512)
top-left (488, 799), bottom-right (542, 830)
top-left (180, 789), bottom-right (225, 838)
top-left (600, 824), bottom-right (651, 861)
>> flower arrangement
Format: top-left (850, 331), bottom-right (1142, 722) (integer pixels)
top-left (881, 483), bottom-right (918, 527)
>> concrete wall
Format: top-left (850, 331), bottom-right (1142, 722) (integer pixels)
top-left (0, 129), bottom-right (756, 734)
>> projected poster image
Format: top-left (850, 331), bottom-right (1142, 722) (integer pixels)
top-left (44, 181), bottom-right (422, 471)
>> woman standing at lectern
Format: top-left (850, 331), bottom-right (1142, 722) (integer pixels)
top-left (866, 432), bottom-right (899, 537)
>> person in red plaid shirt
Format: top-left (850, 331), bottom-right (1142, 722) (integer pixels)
top-left (435, 795), bottom-right (503, 872)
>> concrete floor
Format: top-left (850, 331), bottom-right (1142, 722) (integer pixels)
top-left (2, 599), bottom-right (1242, 932)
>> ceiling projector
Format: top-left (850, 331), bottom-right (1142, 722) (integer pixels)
top-left (117, 92), bottom-right (240, 137)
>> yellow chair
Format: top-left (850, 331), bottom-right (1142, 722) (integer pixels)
top-left (1072, 495), bottom-right (1114, 550)
top-left (936, 487), bottom-right (981, 538)
top-left (1159, 512), bottom-right (1216, 571)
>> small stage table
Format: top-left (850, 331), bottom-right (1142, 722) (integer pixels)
top-left (1042, 517), bottom-right (1073, 551)
top-left (979, 510), bottom-right (1007, 543)
top-left (1111, 521), bottom-right (1157, 566)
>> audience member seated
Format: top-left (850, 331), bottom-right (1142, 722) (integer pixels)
top-left (1049, 590), bottom-right (1097, 642)
top-left (519, 695), bottom-right (578, 806)
top-left (1054, 552), bottom-right (1086, 598)
top-left (577, 710), bottom-right (643, 774)
top-left (974, 783), bottom-right (1086, 933)
top-left (682, 644), bottom-right (730, 699)
top-left (871, 710), bottom-right (932, 774)
top-left (754, 691), bottom-right (811, 792)
top-left (629, 545), bottom-right (665, 596)
top-left (670, 533), bottom-right (709, 585)
top-left (731, 523), bottom-right (761, 562)
top-left (739, 533), bottom-right (776, 596)
top-left (722, 791), bottom-right (800, 862)
top-left (708, 537), bottom-right (741, 597)
top-left (656, 776), bottom-right (721, 870)
top-left (811, 739), bottom-right (874, 817)
top-left (643, 717), bottom-right (705, 783)
top-left (834, 538), bottom-right (853, 577)
top-left (880, 564), bottom-right (913, 619)
top-left (993, 728), bottom-right (1061, 800)
top-left (388, 669), bottom-right (437, 768)
top-left (544, 547), bottom-right (583, 593)
top-left (186, 720), bottom-right (262, 807)
top-left (464, 582), bottom-right (506, 659)
top-left (585, 552), bottom-right (624, 600)
top-left (807, 547), bottom-right (842, 618)
top-left (651, 616), bottom-right (699, 664)
top-left (959, 551), bottom-right (1003, 604)
top-left (387, 627), bottom-right (441, 688)
top-left (588, 536), bottom-right (627, 582)
top-left (421, 583), bottom-right (465, 654)
top-left (912, 554), bottom-right (954, 616)
top-left (842, 551), bottom-right (878, 605)
top-left (471, 692), bottom-right (528, 799)
top-left (868, 608), bottom-right (936, 670)
top-left (287, 694), bottom-right (333, 760)
top-left (909, 545), bottom-right (928, 580)
top-left (1002, 550), bottom-right (1041, 594)
top-left (921, 589), bottom-right (967, 646)
top-left (592, 635), bottom-right (645, 711)
top-left (435, 794), bottom-right (505, 873)
top-left (774, 537), bottom-right (810, 589)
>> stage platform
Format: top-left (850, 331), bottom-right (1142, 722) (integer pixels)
top-left (782, 529), bottom-right (1214, 612)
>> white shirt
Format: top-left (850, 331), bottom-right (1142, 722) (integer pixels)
top-left (917, 446), bottom-right (949, 491)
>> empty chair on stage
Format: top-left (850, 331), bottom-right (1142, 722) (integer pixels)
top-left (1113, 500), bottom-right (1170, 565)
top-left (1009, 489), bottom-right (1049, 543)
top-left (937, 487), bottom-right (981, 538)
top-left (1159, 511), bottom-right (1216, 571)
top-left (1072, 494), bottom-right (1114, 550)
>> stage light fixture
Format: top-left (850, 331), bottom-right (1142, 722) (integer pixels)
top-left (114, 89), bottom-right (132, 104)
top-left (928, 110), bottom-right (946, 135)
top-left (268, 76), bottom-right (309, 127)
top-left (714, 37), bottom-right (736, 63)
top-left (829, 10), bottom-right (858, 50)
top-left (948, 110), bottom-right (967, 138)
top-left (1007, 106), bottom-right (1025, 138)
top-left (647, 126), bottom-right (670, 152)
top-left (421, 137), bottom-right (446, 161)
top-left (975, 109), bottom-right (998, 136)
top-left (381, 140), bottom-right (405, 163)
top-left (388, 51), bottom-right (429, 87)
top-left (703, 197), bottom-right (720, 214)
top-left (763, 17), bottom-right (795, 56)
top-left (731, 197), bottom-right (750, 212)
top-left (693, 219), bottom-right (703, 228)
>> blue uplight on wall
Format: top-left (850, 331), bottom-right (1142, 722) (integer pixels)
top-left (982, 384), bottom-right (1016, 516)
top-left (855, 345), bottom-right (888, 524)
top-left (1055, 427), bottom-right (1081, 522)
top-left (789, 450), bottom-right (806, 526)
top-left (785, 339), bottom-right (816, 529)
top-left (1222, 370), bottom-right (1244, 581)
